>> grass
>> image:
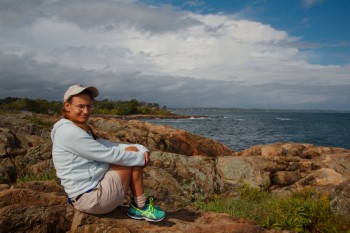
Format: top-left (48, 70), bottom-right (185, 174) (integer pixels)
top-left (27, 115), bottom-right (54, 128)
top-left (195, 184), bottom-right (350, 233)
top-left (16, 173), bottom-right (59, 183)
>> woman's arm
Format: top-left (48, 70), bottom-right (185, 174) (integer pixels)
top-left (54, 124), bottom-right (145, 167)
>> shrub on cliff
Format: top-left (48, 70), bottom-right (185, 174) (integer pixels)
top-left (0, 97), bottom-right (171, 115)
top-left (195, 185), bottom-right (350, 233)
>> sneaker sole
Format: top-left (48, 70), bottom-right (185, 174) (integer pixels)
top-left (127, 212), bottom-right (165, 222)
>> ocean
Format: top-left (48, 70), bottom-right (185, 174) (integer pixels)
top-left (145, 108), bottom-right (350, 152)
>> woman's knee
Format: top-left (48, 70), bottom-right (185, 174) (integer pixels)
top-left (110, 164), bottom-right (132, 178)
top-left (125, 146), bottom-right (139, 152)
top-left (110, 164), bottom-right (132, 192)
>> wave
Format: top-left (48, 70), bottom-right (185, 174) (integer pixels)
top-left (276, 118), bottom-right (291, 121)
top-left (189, 117), bottom-right (209, 120)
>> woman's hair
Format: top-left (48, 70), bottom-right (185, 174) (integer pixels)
top-left (62, 89), bottom-right (98, 139)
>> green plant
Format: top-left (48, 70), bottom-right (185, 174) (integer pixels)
top-left (28, 115), bottom-right (54, 127)
top-left (239, 183), bottom-right (269, 201)
top-left (16, 173), bottom-right (58, 183)
top-left (195, 185), bottom-right (350, 233)
top-left (273, 201), bottom-right (312, 232)
top-left (0, 96), bottom-right (172, 116)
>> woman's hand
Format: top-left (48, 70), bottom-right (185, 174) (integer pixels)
top-left (125, 145), bottom-right (150, 166)
top-left (144, 151), bottom-right (150, 166)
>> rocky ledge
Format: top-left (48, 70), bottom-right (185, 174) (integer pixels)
top-left (0, 113), bottom-right (349, 232)
top-left (94, 113), bottom-right (217, 120)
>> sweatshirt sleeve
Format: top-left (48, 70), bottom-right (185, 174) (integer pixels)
top-left (53, 123), bottom-right (145, 167)
top-left (97, 138), bottom-right (149, 154)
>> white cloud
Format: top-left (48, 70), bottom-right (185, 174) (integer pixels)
top-left (301, 0), bottom-right (325, 8)
top-left (0, 0), bottom-right (349, 110)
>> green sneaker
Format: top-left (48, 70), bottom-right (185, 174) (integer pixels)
top-left (129, 198), bottom-right (162, 211)
top-left (127, 197), bottom-right (166, 222)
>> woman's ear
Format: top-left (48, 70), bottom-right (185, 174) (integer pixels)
top-left (64, 101), bottom-right (71, 113)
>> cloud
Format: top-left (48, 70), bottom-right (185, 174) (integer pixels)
top-left (49, 0), bottom-right (201, 33)
top-left (1, 52), bottom-right (349, 110)
top-left (0, 0), bottom-right (349, 110)
top-left (0, 0), bottom-right (47, 27)
top-left (301, 0), bottom-right (325, 8)
top-left (184, 1), bottom-right (206, 7)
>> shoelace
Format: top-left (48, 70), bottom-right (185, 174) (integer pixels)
top-left (140, 197), bottom-right (157, 218)
top-left (148, 197), bottom-right (154, 208)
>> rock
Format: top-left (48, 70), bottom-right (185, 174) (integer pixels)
top-left (145, 152), bottom-right (226, 208)
top-left (69, 207), bottom-right (270, 233)
top-left (330, 181), bottom-right (350, 216)
top-left (271, 171), bottom-right (302, 186)
top-left (0, 181), bottom-right (271, 233)
top-left (0, 128), bottom-right (17, 157)
top-left (0, 182), bottom-right (73, 233)
top-left (295, 168), bottom-right (346, 187)
top-left (0, 184), bottom-right (9, 191)
top-left (0, 113), bottom-right (349, 231)
top-left (235, 143), bottom-right (350, 215)
top-left (90, 117), bottom-right (236, 157)
top-left (216, 156), bottom-right (270, 188)
top-left (0, 157), bottom-right (17, 184)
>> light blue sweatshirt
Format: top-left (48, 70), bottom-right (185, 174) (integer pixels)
top-left (51, 118), bottom-right (147, 198)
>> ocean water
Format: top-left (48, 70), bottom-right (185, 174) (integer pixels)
top-left (145, 108), bottom-right (350, 152)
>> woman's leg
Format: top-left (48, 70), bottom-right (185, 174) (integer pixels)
top-left (110, 164), bottom-right (145, 201)
top-left (124, 146), bottom-right (145, 197)
top-left (116, 146), bottom-right (165, 221)
top-left (110, 164), bottom-right (132, 195)
top-left (129, 167), bottom-right (144, 197)
top-left (110, 146), bottom-right (145, 203)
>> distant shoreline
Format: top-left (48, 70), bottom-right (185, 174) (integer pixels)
top-left (93, 114), bottom-right (219, 120)
top-left (168, 108), bottom-right (350, 114)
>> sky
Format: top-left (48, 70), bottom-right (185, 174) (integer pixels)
top-left (0, 0), bottom-right (349, 110)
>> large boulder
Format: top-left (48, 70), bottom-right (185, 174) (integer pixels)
top-left (0, 181), bottom-right (72, 233)
top-left (0, 128), bottom-right (17, 157)
top-left (90, 117), bottom-right (236, 157)
top-left (68, 207), bottom-right (270, 233)
top-left (0, 180), bottom-right (270, 233)
top-left (216, 143), bottom-right (350, 215)
top-left (144, 152), bottom-right (227, 208)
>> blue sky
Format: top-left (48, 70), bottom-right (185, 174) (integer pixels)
top-left (0, 0), bottom-right (349, 110)
top-left (150, 0), bottom-right (350, 65)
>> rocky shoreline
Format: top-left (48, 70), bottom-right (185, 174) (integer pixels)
top-left (0, 113), bottom-right (349, 232)
top-left (94, 113), bottom-right (219, 120)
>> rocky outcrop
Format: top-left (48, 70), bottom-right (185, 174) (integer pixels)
top-left (217, 143), bottom-right (350, 215)
top-left (68, 207), bottom-right (269, 233)
top-left (0, 113), bottom-right (349, 232)
top-left (90, 117), bottom-right (236, 157)
top-left (0, 180), bottom-right (269, 233)
top-left (0, 180), bottom-right (72, 232)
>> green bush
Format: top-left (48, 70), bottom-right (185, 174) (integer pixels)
top-left (27, 115), bottom-right (54, 128)
top-left (0, 97), bottom-right (172, 116)
top-left (195, 185), bottom-right (350, 233)
top-left (16, 173), bottom-right (58, 183)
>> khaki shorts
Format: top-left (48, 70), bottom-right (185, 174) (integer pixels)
top-left (72, 169), bottom-right (125, 214)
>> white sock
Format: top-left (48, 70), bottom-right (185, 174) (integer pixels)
top-left (134, 193), bottom-right (147, 209)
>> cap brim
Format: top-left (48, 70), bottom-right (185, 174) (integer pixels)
top-left (85, 86), bottom-right (99, 98)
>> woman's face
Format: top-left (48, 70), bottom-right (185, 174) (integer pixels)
top-left (64, 93), bottom-right (94, 123)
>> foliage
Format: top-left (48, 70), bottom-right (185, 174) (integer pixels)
top-left (93, 98), bottom-right (171, 115)
top-left (0, 97), bottom-right (61, 114)
top-left (16, 172), bottom-right (59, 184)
top-left (195, 184), bottom-right (350, 233)
top-left (0, 97), bottom-right (172, 115)
top-left (27, 115), bottom-right (55, 128)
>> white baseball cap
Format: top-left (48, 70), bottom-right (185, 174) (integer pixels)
top-left (63, 84), bottom-right (99, 102)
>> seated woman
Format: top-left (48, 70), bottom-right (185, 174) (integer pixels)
top-left (51, 84), bottom-right (165, 222)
